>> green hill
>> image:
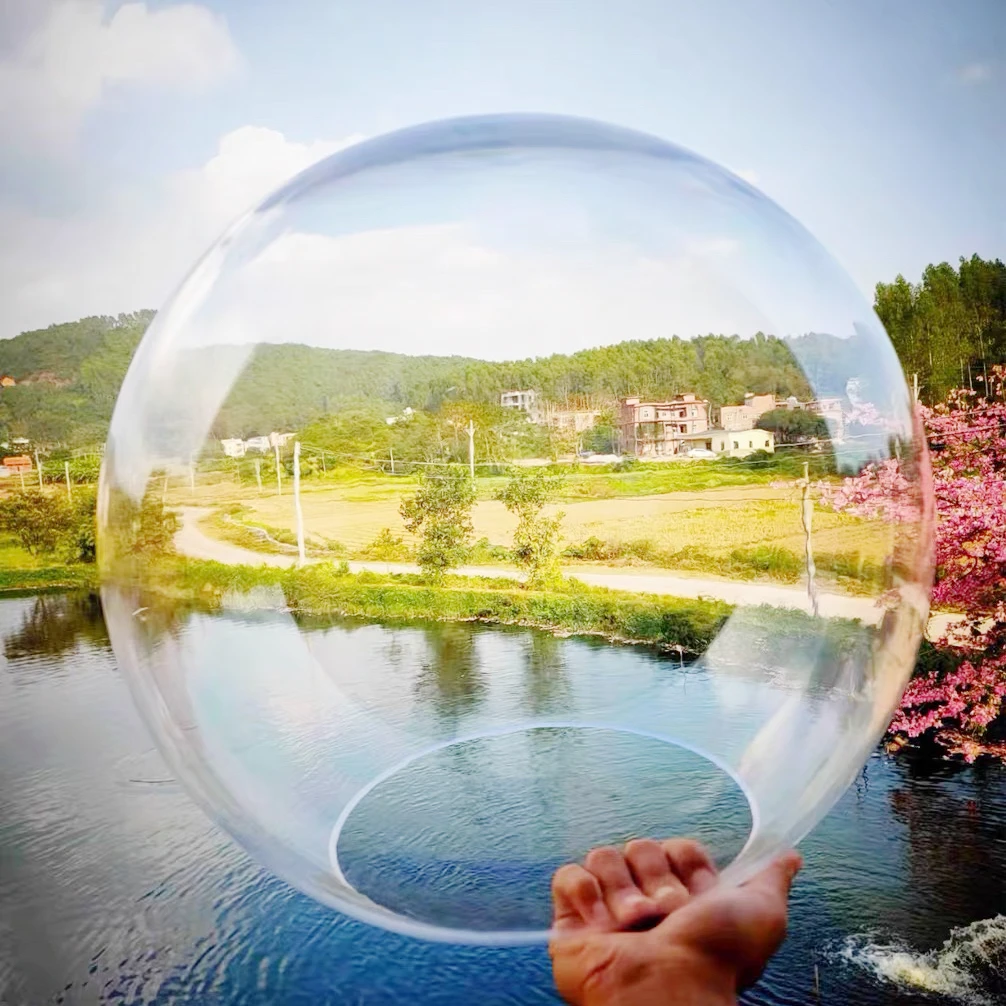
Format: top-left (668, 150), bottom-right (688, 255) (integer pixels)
top-left (2, 251), bottom-right (1002, 447)
top-left (0, 314), bottom-right (813, 446)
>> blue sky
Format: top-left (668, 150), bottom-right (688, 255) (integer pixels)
top-left (0, 0), bottom-right (1002, 340)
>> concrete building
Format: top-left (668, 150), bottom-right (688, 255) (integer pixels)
top-left (618, 394), bottom-right (710, 457)
top-left (220, 438), bottom-right (246, 458)
top-left (500, 389), bottom-right (541, 422)
top-left (719, 392), bottom-right (779, 432)
top-left (678, 428), bottom-right (775, 458)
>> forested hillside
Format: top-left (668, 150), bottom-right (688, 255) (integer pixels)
top-left (213, 333), bottom-right (812, 438)
top-left (1, 253), bottom-right (1002, 445)
top-left (875, 254), bottom-right (1006, 403)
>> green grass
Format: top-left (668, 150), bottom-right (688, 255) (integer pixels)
top-left (0, 532), bottom-right (96, 592)
top-left (134, 556), bottom-right (868, 658)
top-left (561, 536), bottom-right (887, 593)
top-left (0, 565), bottom-right (96, 593)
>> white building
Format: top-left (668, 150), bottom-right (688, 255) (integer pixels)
top-left (678, 427), bottom-right (775, 458)
top-left (500, 389), bottom-right (541, 422)
top-left (220, 438), bottom-right (246, 458)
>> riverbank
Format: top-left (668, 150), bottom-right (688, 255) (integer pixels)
top-left (0, 564), bottom-right (95, 594)
top-left (128, 556), bottom-right (873, 666)
top-left (148, 556), bottom-right (734, 654)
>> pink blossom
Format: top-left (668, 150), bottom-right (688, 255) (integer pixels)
top-left (824, 365), bottom-right (1006, 761)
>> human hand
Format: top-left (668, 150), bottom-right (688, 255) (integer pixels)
top-left (549, 839), bottom-right (802, 1006)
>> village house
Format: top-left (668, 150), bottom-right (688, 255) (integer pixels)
top-left (500, 389), bottom-right (541, 422)
top-left (719, 392), bottom-right (780, 431)
top-left (678, 428), bottom-right (775, 458)
top-left (220, 438), bottom-right (246, 458)
top-left (618, 394), bottom-right (710, 457)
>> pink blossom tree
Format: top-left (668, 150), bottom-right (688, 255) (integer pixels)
top-left (822, 366), bottom-right (1006, 761)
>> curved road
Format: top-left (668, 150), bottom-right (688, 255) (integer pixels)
top-left (175, 507), bottom-right (958, 635)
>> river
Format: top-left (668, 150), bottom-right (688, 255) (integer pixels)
top-left (1, 593), bottom-right (1004, 1005)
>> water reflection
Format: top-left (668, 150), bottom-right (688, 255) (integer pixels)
top-left (889, 762), bottom-right (1006, 936)
top-left (415, 623), bottom-right (486, 720)
top-left (2, 595), bottom-right (1006, 1005)
top-left (522, 632), bottom-right (570, 715)
top-left (4, 593), bottom-right (108, 659)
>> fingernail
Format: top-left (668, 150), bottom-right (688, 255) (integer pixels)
top-left (591, 902), bottom-right (610, 925)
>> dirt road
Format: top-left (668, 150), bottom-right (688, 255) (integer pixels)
top-left (173, 507), bottom-right (958, 633)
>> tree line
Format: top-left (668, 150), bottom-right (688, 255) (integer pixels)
top-left (874, 254), bottom-right (1006, 405)
top-left (0, 254), bottom-right (1003, 445)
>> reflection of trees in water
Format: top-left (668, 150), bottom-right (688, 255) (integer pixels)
top-left (524, 631), bottom-right (570, 715)
top-left (4, 593), bottom-right (108, 659)
top-left (888, 761), bottom-right (1006, 929)
top-left (415, 624), bottom-right (486, 720)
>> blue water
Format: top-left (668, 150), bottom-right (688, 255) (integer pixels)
top-left (2, 594), bottom-right (1005, 1005)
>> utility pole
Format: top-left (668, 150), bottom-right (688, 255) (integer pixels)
top-left (467, 419), bottom-right (475, 481)
top-left (293, 441), bottom-right (306, 567)
top-left (34, 450), bottom-right (42, 488)
top-left (254, 457), bottom-right (263, 492)
top-left (64, 461), bottom-right (72, 501)
top-left (189, 462), bottom-right (196, 493)
top-left (162, 472), bottom-right (169, 502)
top-left (912, 372), bottom-right (919, 405)
top-left (390, 446), bottom-right (395, 475)
top-left (800, 461), bottom-right (819, 618)
top-left (274, 442), bottom-right (282, 496)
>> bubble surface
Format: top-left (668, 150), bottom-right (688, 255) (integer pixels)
top-left (99, 114), bottom-right (933, 943)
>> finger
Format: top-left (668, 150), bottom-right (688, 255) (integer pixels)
top-left (624, 839), bottom-right (689, 914)
top-left (661, 839), bottom-right (719, 896)
top-left (742, 851), bottom-right (803, 902)
top-left (551, 863), bottom-right (611, 931)
top-left (584, 846), bottom-right (660, 929)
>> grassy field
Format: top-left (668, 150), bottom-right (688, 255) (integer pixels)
top-left (190, 479), bottom-right (890, 588)
top-left (0, 533), bottom-right (95, 592)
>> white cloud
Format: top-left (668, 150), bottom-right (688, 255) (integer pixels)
top-left (0, 1), bottom-right (240, 150)
top-left (0, 125), bottom-right (360, 336)
top-left (0, 122), bottom-right (863, 359)
top-left (958, 62), bottom-right (993, 84)
top-left (179, 222), bottom-right (770, 360)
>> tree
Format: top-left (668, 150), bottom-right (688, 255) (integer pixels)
top-left (497, 467), bottom-right (565, 588)
top-left (399, 466), bottom-right (476, 582)
top-left (0, 491), bottom-right (75, 556)
top-left (820, 367), bottom-right (1006, 761)
top-left (756, 408), bottom-right (829, 444)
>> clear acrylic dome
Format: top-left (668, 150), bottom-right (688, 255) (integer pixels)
top-left (98, 114), bottom-right (933, 944)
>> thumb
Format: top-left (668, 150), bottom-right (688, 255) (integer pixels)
top-left (743, 851), bottom-right (803, 900)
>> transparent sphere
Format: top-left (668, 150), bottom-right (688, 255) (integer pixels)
top-left (99, 114), bottom-right (933, 944)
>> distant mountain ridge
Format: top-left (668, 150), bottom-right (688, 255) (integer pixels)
top-left (0, 311), bottom-right (840, 446)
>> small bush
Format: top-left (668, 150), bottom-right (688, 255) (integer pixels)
top-left (358, 528), bottom-right (412, 562)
